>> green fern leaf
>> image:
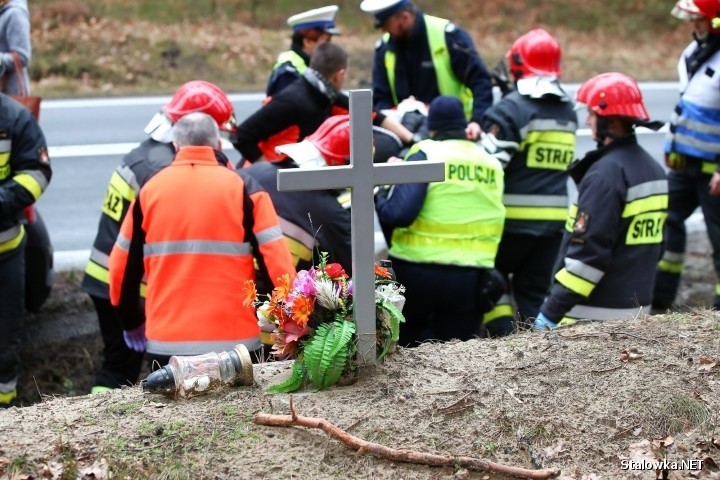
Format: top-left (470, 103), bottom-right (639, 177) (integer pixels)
top-left (304, 320), bottom-right (355, 389)
top-left (266, 360), bottom-right (305, 394)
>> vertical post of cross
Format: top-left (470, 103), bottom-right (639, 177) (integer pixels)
top-left (277, 89), bottom-right (445, 365)
top-left (347, 90), bottom-right (377, 364)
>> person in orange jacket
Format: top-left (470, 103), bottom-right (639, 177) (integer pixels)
top-left (109, 112), bottom-right (295, 368)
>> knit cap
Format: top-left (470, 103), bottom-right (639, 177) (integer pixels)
top-left (427, 96), bottom-right (466, 131)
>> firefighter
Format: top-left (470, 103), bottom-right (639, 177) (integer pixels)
top-left (246, 114), bottom-right (353, 275)
top-left (653, 0), bottom-right (720, 311)
top-left (359, 0), bottom-right (493, 140)
top-left (375, 96), bottom-right (506, 346)
top-left (109, 112), bottom-right (295, 369)
top-left (266, 5), bottom-right (341, 97)
top-left (480, 29), bottom-right (578, 336)
top-left (82, 81), bottom-right (239, 392)
top-left (0, 92), bottom-right (51, 407)
top-left (535, 73), bottom-right (667, 329)
top-left (244, 115), bottom-right (355, 350)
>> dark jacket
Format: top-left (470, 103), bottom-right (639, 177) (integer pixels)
top-left (234, 76), bottom-right (335, 163)
top-left (244, 159), bottom-right (352, 276)
top-left (481, 89), bottom-right (578, 236)
top-left (0, 93), bottom-right (50, 258)
top-left (82, 139), bottom-right (175, 299)
top-left (541, 136), bottom-right (667, 321)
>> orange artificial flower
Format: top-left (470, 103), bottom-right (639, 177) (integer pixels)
top-left (374, 263), bottom-right (392, 279)
top-left (242, 280), bottom-right (257, 307)
top-left (291, 295), bottom-right (315, 327)
top-left (272, 273), bottom-right (295, 302)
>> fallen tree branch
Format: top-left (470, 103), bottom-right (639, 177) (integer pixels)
top-left (254, 397), bottom-right (560, 480)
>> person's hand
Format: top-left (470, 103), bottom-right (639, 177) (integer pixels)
top-left (386, 156), bottom-right (403, 163)
top-left (465, 121), bottom-right (482, 141)
top-left (665, 152), bottom-right (685, 170)
top-left (710, 171), bottom-right (720, 196)
top-left (123, 324), bottom-right (147, 352)
top-left (534, 312), bottom-right (557, 331)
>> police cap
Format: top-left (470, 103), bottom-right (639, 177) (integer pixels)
top-left (360, 0), bottom-right (411, 28)
top-left (287, 5), bottom-right (341, 35)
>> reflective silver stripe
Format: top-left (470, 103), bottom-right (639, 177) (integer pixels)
top-left (0, 224), bottom-right (21, 243)
top-left (147, 337), bottom-right (261, 356)
top-left (0, 139), bottom-right (11, 151)
top-left (675, 132), bottom-right (720, 154)
top-left (144, 240), bottom-right (251, 257)
top-left (115, 234), bottom-right (131, 251)
top-left (0, 378), bottom-right (17, 392)
top-left (16, 169), bottom-right (49, 191)
top-left (117, 164), bottom-right (140, 192)
top-left (519, 118), bottom-right (578, 137)
top-left (255, 225), bottom-right (284, 246)
top-left (565, 304), bottom-right (650, 321)
top-left (503, 194), bottom-right (568, 207)
top-left (662, 251), bottom-right (684, 263)
top-left (677, 116), bottom-right (720, 136)
top-left (495, 293), bottom-right (511, 306)
top-left (279, 217), bottom-right (315, 249)
top-left (626, 180), bottom-right (668, 202)
top-left (89, 247), bottom-right (110, 268)
top-left (564, 258), bottom-right (604, 284)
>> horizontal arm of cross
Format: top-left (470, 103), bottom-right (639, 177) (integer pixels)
top-left (277, 161), bottom-right (445, 193)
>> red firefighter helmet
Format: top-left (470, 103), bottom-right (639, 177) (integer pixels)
top-left (672, 0), bottom-right (720, 20)
top-left (507, 29), bottom-right (562, 80)
top-left (576, 72), bottom-right (650, 121)
top-left (307, 115), bottom-right (350, 166)
top-left (164, 80), bottom-right (236, 132)
top-left (275, 115), bottom-right (351, 167)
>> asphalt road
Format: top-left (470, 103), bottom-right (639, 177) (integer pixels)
top-left (35, 83), bottom-right (683, 270)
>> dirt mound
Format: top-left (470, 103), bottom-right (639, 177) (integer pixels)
top-left (2, 308), bottom-right (719, 479)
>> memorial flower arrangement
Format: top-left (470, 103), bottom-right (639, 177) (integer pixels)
top-left (243, 253), bottom-right (406, 393)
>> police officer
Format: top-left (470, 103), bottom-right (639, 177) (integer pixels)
top-left (480, 29), bottom-right (578, 336)
top-left (360, 0), bottom-right (493, 140)
top-left (109, 112), bottom-right (295, 369)
top-left (653, 0), bottom-right (720, 311)
top-left (535, 73), bottom-right (667, 329)
top-left (266, 5), bottom-right (341, 97)
top-left (82, 81), bottom-right (238, 393)
top-left (0, 92), bottom-right (51, 406)
top-left (375, 96), bottom-right (505, 346)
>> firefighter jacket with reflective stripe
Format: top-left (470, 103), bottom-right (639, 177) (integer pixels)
top-left (481, 88), bottom-right (577, 236)
top-left (666, 35), bottom-right (720, 163)
top-left (109, 146), bottom-right (295, 356)
top-left (266, 49), bottom-right (309, 97)
top-left (82, 139), bottom-right (175, 299)
top-left (0, 94), bottom-right (51, 257)
top-left (383, 137), bottom-right (505, 267)
top-left (244, 159), bottom-right (352, 277)
top-left (372, 11), bottom-right (492, 123)
top-left (541, 136), bottom-right (667, 322)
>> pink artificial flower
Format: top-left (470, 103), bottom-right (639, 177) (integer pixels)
top-left (283, 319), bottom-right (311, 344)
top-left (292, 269), bottom-right (317, 297)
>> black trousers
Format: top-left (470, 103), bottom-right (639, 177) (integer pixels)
top-left (0, 248), bottom-right (24, 390)
top-left (91, 295), bottom-right (144, 389)
top-left (391, 257), bottom-right (486, 347)
top-left (654, 161), bottom-right (720, 309)
top-left (492, 231), bottom-right (563, 332)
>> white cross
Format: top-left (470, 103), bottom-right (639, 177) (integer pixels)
top-left (277, 90), bottom-right (445, 365)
